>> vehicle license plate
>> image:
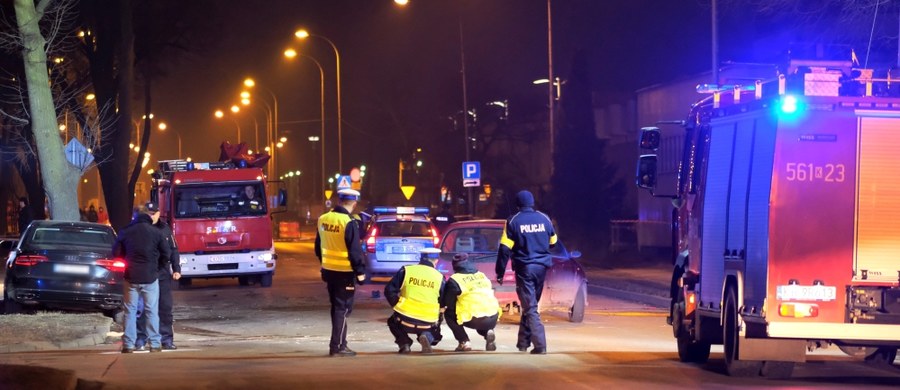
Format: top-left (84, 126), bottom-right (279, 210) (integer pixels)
top-left (776, 284), bottom-right (836, 301)
top-left (54, 264), bottom-right (90, 275)
top-left (209, 255), bottom-right (233, 262)
top-left (391, 245), bottom-right (419, 254)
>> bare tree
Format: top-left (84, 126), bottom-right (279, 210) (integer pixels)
top-left (7, 0), bottom-right (81, 221)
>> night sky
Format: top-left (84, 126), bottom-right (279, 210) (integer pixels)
top-left (149, 1), bottom-right (728, 199)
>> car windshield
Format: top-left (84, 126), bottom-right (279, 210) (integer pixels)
top-left (173, 182), bottom-right (267, 219)
top-left (376, 221), bottom-right (432, 237)
top-left (441, 227), bottom-right (503, 262)
top-left (25, 227), bottom-right (114, 249)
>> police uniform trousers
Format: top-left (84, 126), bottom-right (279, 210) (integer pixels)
top-left (137, 272), bottom-right (174, 346)
top-left (387, 312), bottom-right (442, 347)
top-left (445, 309), bottom-right (498, 343)
top-left (515, 262), bottom-right (547, 350)
top-left (323, 269), bottom-right (356, 352)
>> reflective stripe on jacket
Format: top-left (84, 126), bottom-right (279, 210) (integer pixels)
top-left (450, 271), bottom-right (500, 324)
top-left (318, 211), bottom-right (353, 272)
top-left (394, 264), bottom-right (443, 323)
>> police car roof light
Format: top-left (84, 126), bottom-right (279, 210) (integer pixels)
top-left (372, 206), bottom-right (429, 215)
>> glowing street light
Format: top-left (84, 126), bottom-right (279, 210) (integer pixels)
top-left (215, 110), bottom-right (224, 118)
top-left (230, 105), bottom-right (240, 113)
top-left (295, 28), bottom-right (344, 172)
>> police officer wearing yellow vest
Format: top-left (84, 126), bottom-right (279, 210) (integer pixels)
top-left (442, 253), bottom-right (501, 352)
top-left (384, 248), bottom-right (446, 354)
top-left (315, 188), bottom-right (366, 357)
top-left (496, 190), bottom-right (557, 354)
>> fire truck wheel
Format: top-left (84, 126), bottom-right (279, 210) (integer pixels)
top-left (723, 287), bottom-right (762, 377)
top-left (864, 347), bottom-right (898, 368)
top-left (674, 290), bottom-right (710, 363)
top-left (259, 272), bottom-right (273, 288)
top-left (238, 276), bottom-right (250, 286)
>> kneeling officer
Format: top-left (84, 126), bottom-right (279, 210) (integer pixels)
top-left (385, 248), bottom-right (445, 354)
top-left (443, 253), bottom-right (501, 352)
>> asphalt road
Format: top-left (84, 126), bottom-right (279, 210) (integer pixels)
top-left (1, 242), bottom-right (900, 389)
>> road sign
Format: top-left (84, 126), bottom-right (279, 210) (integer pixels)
top-left (462, 161), bottom-right (480, 188)
top-left (400, 186), bottom-right (416, 200)
top-left (65, 138), bottom-right (94, 170)
top-left (324, 190), bottom-right (333, 199)
top-left (337, 175), bottom-right (352, 190)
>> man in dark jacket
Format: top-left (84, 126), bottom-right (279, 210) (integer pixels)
top-left (113, 202), bottom-right (171, 353)
top-left (496, 190), bottom-right (557, 354)
top-left (443, 253), bottom-right (501, 352)
top-left (136, 218), bottom-right (182, 350)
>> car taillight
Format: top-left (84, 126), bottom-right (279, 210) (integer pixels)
top-left (97, 258), bottom-right (127, 272)
top-left (366, 228), bottom-right (377, 253)
top-left (430, 228), bottom-right (440, 246)
top-left (14, 255), bottom-right (48, 266)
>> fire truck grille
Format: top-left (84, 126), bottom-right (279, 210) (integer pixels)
top-left (207, 263), bottom-right (239, 271)
top-left (207, 241), bottom-right (238, 248)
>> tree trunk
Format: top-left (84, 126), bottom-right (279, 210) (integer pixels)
top-left (94, 0), bottom-right (135, 231)
top-left (14, 0), bottom-right (80, 222)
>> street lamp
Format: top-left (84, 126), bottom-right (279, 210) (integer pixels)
top-left (295, 28), bottom-right (344, 173)
top-left (285, 47), bottom-right (327, 204)
top-left (243, 77), bottom-right (279, 181)
top-left (158, 122), bottom-right (182, 159)
top-left (214, 108), bottom-right (241, 143)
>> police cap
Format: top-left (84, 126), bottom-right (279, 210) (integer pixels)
top-left (337, 189), bottom-right (360, 201)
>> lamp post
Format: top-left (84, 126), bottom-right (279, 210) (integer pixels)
top-left (243, 78), bottom-right (279, 181)
top-left (546, 0), bottom-right (555, 176)
top-left (295, 29), bottom-right (343, 173)
top-left (285, 48), bottom-right (327, 204)
top-left (214, 109), bottom-right (241, 143)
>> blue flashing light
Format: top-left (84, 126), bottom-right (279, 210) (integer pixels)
top-left (186, 162), bottom-right (195, 171)
top-left (372, 206), bottom-right (430, 215)
top-left (780, 95), bottom-right (798, 114)
top-left (238, 159), bottom-right (248, 168)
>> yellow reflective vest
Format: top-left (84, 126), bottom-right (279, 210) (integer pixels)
top-left (318, 211), bottom-right (353, 272)
top-left (394, 264), bottom-right (443, 323)
top-left (450, 271), bottom-right (501, 324)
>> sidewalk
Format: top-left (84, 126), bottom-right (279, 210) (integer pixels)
top-left (582, 260), bottom-right (671, 309)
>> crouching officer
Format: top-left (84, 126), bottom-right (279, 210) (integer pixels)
top-left (443, 253), bottom-right (501, 352)
top-left (496, 190), bottom-right (557, 354)
top-left (384, 248), bottom-right (445, 354)
top-left (315, 189), bottom-right (367, 357)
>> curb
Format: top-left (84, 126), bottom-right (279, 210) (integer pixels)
top-left (587, 283), bottom-right (670, 309)
top-left (0, 320), bottom-right (111, 354)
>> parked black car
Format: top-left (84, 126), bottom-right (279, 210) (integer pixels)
top-left (3, 221), bottom-right (123, 318)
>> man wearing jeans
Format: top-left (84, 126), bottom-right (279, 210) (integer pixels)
top-left (113, 202), bottom-right (171, 353)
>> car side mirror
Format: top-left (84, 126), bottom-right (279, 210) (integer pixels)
top-left (636, 154), bottom-right (658, 190)
top-left (278, 189), bottom-right (287, 207)
top-left (639, 127), bottom-right (661, 150)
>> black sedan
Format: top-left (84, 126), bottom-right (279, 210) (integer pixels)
top-left (3, 221), bottom-right (124, 318)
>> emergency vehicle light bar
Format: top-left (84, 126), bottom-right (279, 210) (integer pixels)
top-left (372, 206), bottom-right (429, 215)
top-left (158, 159), bottom-right (235, 174)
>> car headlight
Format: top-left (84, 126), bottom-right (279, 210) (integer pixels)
top-left (259, 253), bottom-right (274, 261)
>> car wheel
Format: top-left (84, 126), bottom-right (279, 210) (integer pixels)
top-left (568, 282), bottom-right (586, 323)
top-left (723, 286), bottom-right (762, 377)
top-left (259, 272), bottom-right (273, 288)
top-left (238, 276), bottom-right (250, 286)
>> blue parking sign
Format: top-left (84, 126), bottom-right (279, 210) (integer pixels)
top-left (462, 161), bottom-right (480, 187)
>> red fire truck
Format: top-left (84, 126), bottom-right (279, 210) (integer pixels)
top-left (637, 59), bottom-right (900, 378)
top-left (152, 156), bottom-right (279, 288)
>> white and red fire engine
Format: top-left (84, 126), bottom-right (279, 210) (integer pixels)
top-left (152, 144), bottom-right (279, 287)
top-left (637, 56), bottom-right (900, 378)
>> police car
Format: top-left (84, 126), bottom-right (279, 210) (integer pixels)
top-left (363, 206), bottom-right (440, 282)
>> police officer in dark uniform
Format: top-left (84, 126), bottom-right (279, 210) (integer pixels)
top-left (136, 217), bottom-right (182, 350)
top-left (315, 189), bottom-right (366, 357)
top-left (384, 248), bottom-right (445, 354)
top-left (495, 190), bottom-right (557, 354)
